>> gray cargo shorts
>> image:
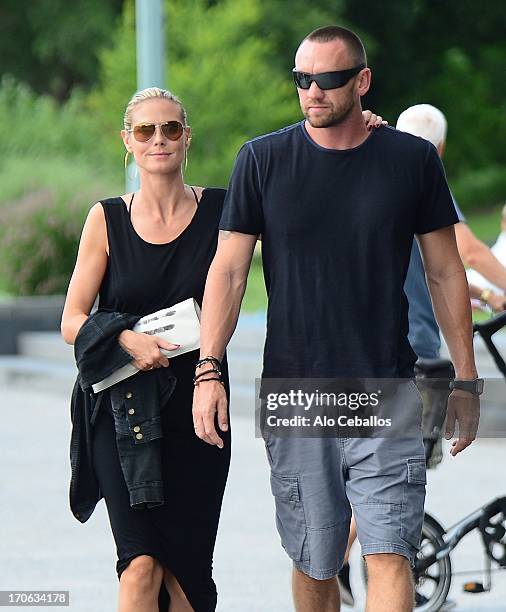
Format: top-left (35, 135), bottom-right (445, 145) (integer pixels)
top-left (262, 382), bottom-right (426, 580)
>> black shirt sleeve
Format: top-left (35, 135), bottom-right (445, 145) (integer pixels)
top-left (219, 142), bottom-right (264, 235)
top-left (414, 143), bottom-right (459, 235)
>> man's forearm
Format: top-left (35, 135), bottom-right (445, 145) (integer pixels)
top-left (427, 269), bottom-right (477, 378)
top-left (199, 265), bottom-right (248, 361)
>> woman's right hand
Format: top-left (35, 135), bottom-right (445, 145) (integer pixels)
top-left (118, 330), bottom-right (180, 371)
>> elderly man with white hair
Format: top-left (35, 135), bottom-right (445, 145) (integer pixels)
top-left (397, 104), bottom-right (506, 292)
top-left (397, 104), bottom-right (506, 360)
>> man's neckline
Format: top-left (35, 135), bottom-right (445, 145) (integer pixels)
top-left (299, 120), bottom-right (380, 154)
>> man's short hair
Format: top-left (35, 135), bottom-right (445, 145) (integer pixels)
top-left (304, 26), bottom-right (367, 67)
top-left (396, 104), bottom-right (448, 149)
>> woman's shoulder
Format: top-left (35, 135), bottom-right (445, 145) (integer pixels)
top-left (199, 187), bottom-right (227, 208)
top-left (99, 194), bottom-right (128, 208)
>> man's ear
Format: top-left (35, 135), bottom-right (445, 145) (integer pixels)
top-left (356, 68), bottom-right (372, 97)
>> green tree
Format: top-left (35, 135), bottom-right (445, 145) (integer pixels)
top-left (90, 0), bottom-right (302, 187)
top-left (342, 0), bottom-right (506, 208)
top-left (0, 0), bottom-right (123, 100)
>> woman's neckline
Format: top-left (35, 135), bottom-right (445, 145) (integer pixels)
top-left (120, 187), bottom-right (208, 247)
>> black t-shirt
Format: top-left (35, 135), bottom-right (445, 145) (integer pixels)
top-left (219, 122), bottom-right (458, 378)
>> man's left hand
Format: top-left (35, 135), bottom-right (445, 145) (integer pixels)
top-left (445, 389), bottom-right (480, 455)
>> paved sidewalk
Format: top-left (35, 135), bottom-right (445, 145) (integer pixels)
top-left (1, 383), bottom-right (505, 611)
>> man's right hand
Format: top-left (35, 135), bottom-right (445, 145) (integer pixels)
top-left (192, 379), bottom-right (229, 449)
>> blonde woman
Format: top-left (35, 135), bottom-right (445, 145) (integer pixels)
top-left (62, 88), bottom-right (231, 612)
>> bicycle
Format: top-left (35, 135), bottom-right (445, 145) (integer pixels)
top-left (411, 311), bottom-right (506, 610)
top-left (360, 311), bottom-right (506, 611)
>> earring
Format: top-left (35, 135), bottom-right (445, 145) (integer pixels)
top-left (124, 151), bottom-right (130, 170)
top-left (184, 147), bottom-right (188, 172)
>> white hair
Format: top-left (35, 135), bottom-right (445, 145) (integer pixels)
top-left (396, 104), bottom-right (447, 148)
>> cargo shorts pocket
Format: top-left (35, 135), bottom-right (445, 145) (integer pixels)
top-left (400, 456), bottom-right (427, 548)
top-left (270, 472), bottom-right (309, 562)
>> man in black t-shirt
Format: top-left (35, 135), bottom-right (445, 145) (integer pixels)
top-left (193, 25), bottom-right (480, 612)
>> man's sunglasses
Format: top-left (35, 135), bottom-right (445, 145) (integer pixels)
top-left (128, 120), bottom-right (186, 142)
top-left (292, 65), bottom-right (365, 90)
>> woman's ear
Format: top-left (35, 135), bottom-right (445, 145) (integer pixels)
top-left (185, 127), bottom-right (192, 149)
top-left (120, 129), bottom-right (131, 151)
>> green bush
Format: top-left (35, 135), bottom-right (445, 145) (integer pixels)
top-left (0, 157), bottom-right (121, 296)
top-left (0, 155), bottom-right (120, 204)
top-left (0, 77), bottom-right (101, 162)
top-left (452, 165), bottom-right (506, 212)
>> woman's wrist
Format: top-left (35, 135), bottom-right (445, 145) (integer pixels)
top-left (118, 329), bottom-right (136, 349)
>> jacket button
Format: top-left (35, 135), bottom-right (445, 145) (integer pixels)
top-left (128, 408), bottom-right (135, 415)
top-left (125, 392), bottom-right (133, 399)
top-left (136, 433), bottom-right (143, 440)
top-left (133, 425), bottom-right (141, 432)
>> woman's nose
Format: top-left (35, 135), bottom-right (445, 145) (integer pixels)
top-left (152, 125), bottom-right (167, 144)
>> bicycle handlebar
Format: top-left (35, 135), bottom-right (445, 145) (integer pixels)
top-left (472, 311), bottom-right (506, 339)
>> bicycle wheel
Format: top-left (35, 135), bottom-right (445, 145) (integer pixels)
top-left (361, 512), bottom-right (452, 611)
top-left (413, 512), bottom-right (452, 611)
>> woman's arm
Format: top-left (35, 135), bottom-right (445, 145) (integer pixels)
top-left (61, 203), bottom-right (109, 345)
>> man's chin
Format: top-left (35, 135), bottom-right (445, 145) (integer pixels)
top-left (306, 118), bottom-right (333, 128)
top-left (305, 112), bottom-right (342, 129)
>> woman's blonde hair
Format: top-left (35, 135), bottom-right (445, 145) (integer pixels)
top-left (123, 87), bottom-right (188, 130)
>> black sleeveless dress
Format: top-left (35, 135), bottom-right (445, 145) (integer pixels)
top-left (92, 188), bottom-right (231, 612)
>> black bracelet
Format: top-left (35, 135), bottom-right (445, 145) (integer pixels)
top-left (193, 368), bottom-right (222, 383)
top-left (195, 356), bottom-right (222, 370)
top-left (194, 377), bottom-right (224, 387)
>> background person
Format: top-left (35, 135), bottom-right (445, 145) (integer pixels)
top-left (397, 104), bottom-right (506, 296)
top-left (468, 283), bottom-right (506, 312)
top-left (467, 203), bottom-right (506, 293)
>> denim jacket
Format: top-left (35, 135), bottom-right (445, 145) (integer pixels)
top-left (70, 310), bottom-right (176, 523)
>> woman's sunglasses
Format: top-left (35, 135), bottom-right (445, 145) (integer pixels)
top-left (128, 120), bottom-right (186, 142)
top-left (292, 65), bottom-right (365, 90)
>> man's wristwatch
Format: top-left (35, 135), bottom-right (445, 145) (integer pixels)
top-left (449, 378), bottom-right (484, 396)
